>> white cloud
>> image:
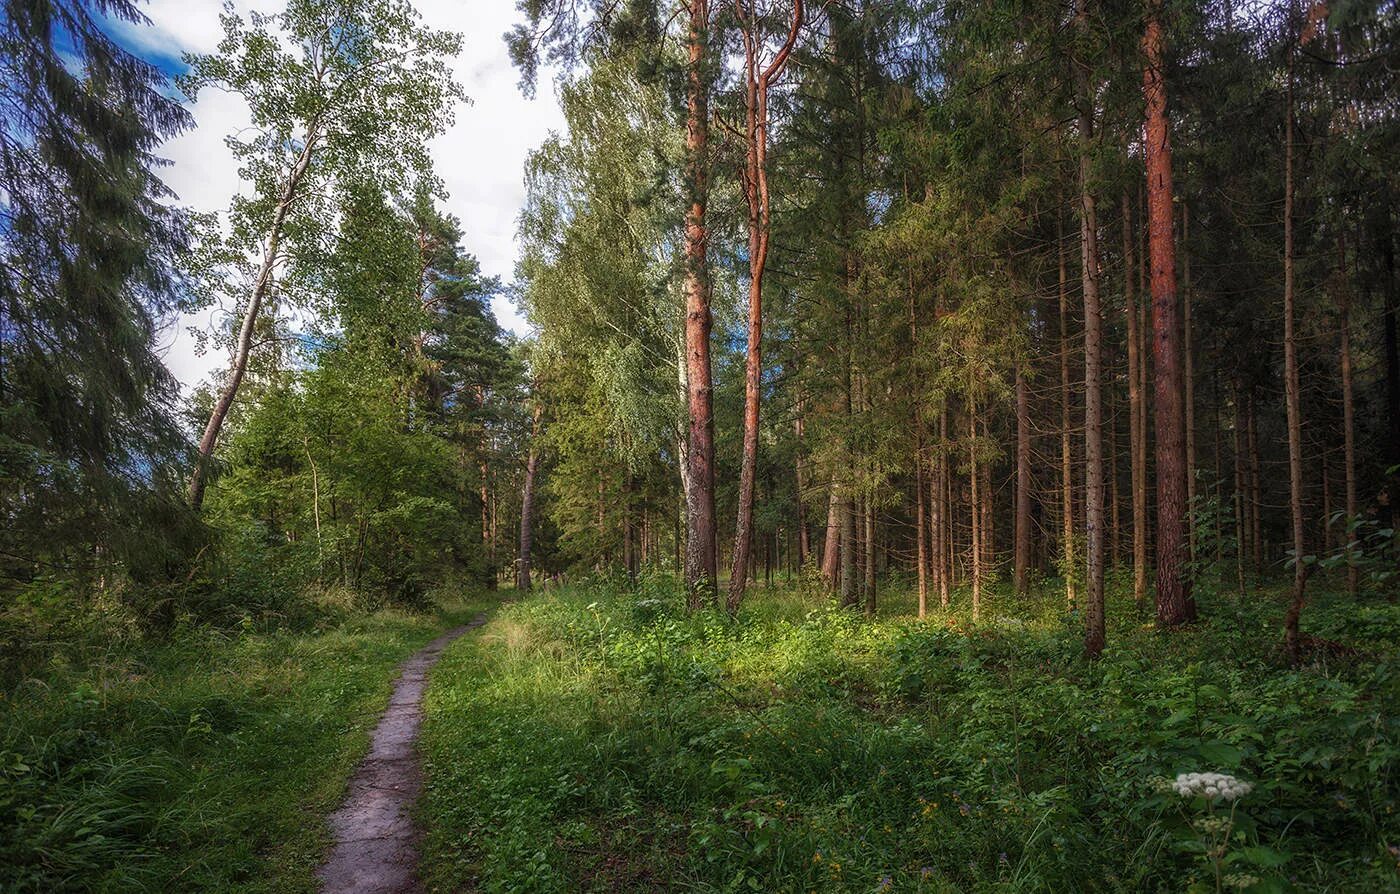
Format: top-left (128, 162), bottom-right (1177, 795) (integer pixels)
top-left (141, 0), bottom-right (560, 391)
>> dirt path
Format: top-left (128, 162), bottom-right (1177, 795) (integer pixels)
top-left (317, 614), bottom-right (487, 894)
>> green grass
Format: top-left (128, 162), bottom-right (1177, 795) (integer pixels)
top-left (420, 571), bottom-right (1400, 893)
top-left (0, 591), bottom-right (499, 892)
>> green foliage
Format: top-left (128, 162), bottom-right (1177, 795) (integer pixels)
top-left (0, 0), bottom-right (200, 594)
top-left (422, 579), bottom-right (1400, 892)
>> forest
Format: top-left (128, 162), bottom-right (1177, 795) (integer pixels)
top-left (1, 0), bottom-right (1398, 890)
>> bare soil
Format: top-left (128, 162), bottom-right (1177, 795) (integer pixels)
top-left (317, 615), bottom-right (486, 894)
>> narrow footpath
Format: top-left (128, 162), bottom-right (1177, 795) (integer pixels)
top-left (316, 614), bottom-right (487, 894)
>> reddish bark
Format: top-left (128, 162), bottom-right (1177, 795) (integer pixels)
top-left (1142, 0), bottom-right (1195, 625)
top-left (683, 0), bottom-right (718, 609)
top-left (728, 0), bottom-right (804, 613)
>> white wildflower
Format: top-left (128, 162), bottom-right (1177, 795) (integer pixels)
top-left (1173, 771), bottom-right (1253, 801)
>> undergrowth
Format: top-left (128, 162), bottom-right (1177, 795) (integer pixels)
top-left (420, 572), bottom-right (1400, 893)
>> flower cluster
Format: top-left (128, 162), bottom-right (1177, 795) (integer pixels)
top-left (1173, 771), bottom-right (1253, 801)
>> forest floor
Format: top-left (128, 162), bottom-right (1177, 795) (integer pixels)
top-left (0, 591), bottom-right (498, 892)
top-left (418, 572), bottom-right (1400, 893)
top-left (4, 576), bottom-right (1397, 892)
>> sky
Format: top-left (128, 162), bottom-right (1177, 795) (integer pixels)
top-left (112, 0), bottom-right (563, 391)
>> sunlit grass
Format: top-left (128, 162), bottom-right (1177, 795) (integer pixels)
top-left (421, 571), bottom-right (1400, 892)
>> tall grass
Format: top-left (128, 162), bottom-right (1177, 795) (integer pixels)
top-left (1, 593), bottom-right (496, 892)
top-left (420, 572), bottom-right (1400, 892)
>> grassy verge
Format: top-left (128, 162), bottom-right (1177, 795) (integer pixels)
top-left (1, 591), bottom-right (498, 892)
top-left (420, 573), bottom-right (1400, 892)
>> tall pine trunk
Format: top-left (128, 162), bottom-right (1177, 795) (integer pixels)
top-left (794, 410), bottom-right (811, 565)
top-left (968, 394), bottom-right (982, 622)
top-left (1014, 366), bottom-right (1032, 594)
top-left (1058, 226), bottom-right (1076, 608)
top-left (1281, 41), bottom-right (1309, 658)
top-left (683, 0), bottom-right (718, 608)
top-left (1075, 0), bottom-right (1106, 655)
top-left (1142, 0), bottom-right (1195, 625)
top-left (1337, 233), bottom-right (1358, 597)
top-left (1123, 191), bottom-right (1148, 609)
top-left (1183, 203), bottom-right (1197, 564)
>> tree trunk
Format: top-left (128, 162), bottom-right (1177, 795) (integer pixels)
top-left (794, 410), bottom-right (811, 565)
top-left (1075, 2), bottom-right (1106, 656)
top-left (840, 494), bottom-right (857, 607)
top-left (728, 0), bottom-right (802, 614)
top-left (189, 132), bottom-right (317, 509)
top-left (1014, 366), bottom-right (1032, 594)
top-left (481, 456), bottom-right (494, 589)
top-left (1123, 191), bottom-right (1148, 610)
top-left (1337, 232), bottom-right (1358, 597)
top-left (822, 482), bottom-right (840, 587)
top-left (1183, 203), bottom-right (1197, 564)
top-left (1232, 388), bottom-right (1247, 595)
top-left (518, 403), bottom-right (543, 591)
top-left (916, 447), bottom-right (929, 617)
top-left (623, 474), bottom-right (638, 585)
top-left (1382, 211), bottom-right (1400, 528)
top-left (1247, 397), bottom-right (1263, 577)
top-left (856, 492), bottom-right (868, 612)
top-left (968, 394), bottom-right (982, 622)
top-left (1142, 0), bottom-right (1195, 625)
top-left (1109, 385), bottom-right (1121, 568)
top-left (1282, 48), bottom-right (1309, 658)
top-left (933, 407), bottom-right (949, 609)
top-left (683, 0), bottom-right (718, 609)
top-left (1058, 224), bottom-right (1076, 608)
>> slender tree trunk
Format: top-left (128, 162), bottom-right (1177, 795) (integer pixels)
top-left (1014, 366), bottom-right (1032, 594)
top-left (728, 0), bottom-right (802, 613)
top-left (981, 436), bottom-right (994, 582)
top-left (1232, 389), bottom-right (1247, 595)
top-left (683, 0), bottom-right (718, 608)
top-left (916, 448), bottom-right (929, 617)
top-left (1282, 46), bottom-right (1309, 658)
top-left (1143, 0), bottom-right (1195, 624)
top-left (863, 497), bottom-right (876, 615)
top-left (1337, 233), bottom-right (1358, 597)
top-left (968, 393), bottom-right (982, 622)
top-left (478, 383), bottom-right (495, 588)
top-left (1247, 397), bottom-right (1263, 577)
top-left (1183, 203), bottom-right (1197, 564)
top-left (518, 403), bottom-right (543, 592)
top-left (189, 132), bottom-right (318, 509)
top-left (822, 482), bottom-right (840, 586)
top-left (1075, 3), bottom-right (1106, 655)
top-left (794, 405), bottom-right (811, 565)
top-left (1123, 191), bottom-right (1148, 610)
top-left (933, 408), bottom-right (949, 609)
top-left (1058, 225), bottom-right (1076, 607)
top-left (481, 456), bottom-right (494, 589)
top-left (624, 474), bottom-right (638, 585)
top-left (1382, 211), bottom-right (1400, 528)
top-left (1109, 385), bottom-right (1121, 567)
